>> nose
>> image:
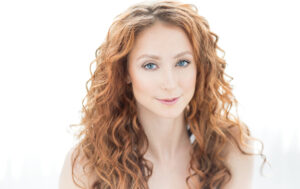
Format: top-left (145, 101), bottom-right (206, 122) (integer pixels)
top-left (161, 68), bottom-right (177, 90)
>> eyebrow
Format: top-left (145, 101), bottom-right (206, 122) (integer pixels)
top-left (136, 51), bottom-right (193, 61)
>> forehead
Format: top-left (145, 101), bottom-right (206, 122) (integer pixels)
top-left (128, 21), bottom-right (193, 60)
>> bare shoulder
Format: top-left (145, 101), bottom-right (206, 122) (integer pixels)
top-left (222, 125), bottom-right (255, 189)
top-left (59, 146), bottom-right (97, 189)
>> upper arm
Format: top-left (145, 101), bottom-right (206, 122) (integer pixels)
top-left (222, 139), bottom-right (255, 189)
top-left (58, 147), bottom-right (89, 189)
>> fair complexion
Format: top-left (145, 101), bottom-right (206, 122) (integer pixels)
top-left (127, 21), bottom-right (197, 167)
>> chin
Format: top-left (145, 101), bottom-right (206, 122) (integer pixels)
top-left (156, 108), bottom-right (185, 119)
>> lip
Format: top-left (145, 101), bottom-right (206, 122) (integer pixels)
top-left (156, 96), bottom-right (180, 105)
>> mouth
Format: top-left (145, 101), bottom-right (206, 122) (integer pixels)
top-left (157, 97), bottom-right (179, 101)
top-left (156, 96), bottom-right (180, 105)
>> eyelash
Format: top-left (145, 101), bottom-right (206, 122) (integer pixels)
top-left (142, 59), bottom-right (191, 70)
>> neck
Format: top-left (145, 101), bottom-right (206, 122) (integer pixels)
top-left (137, 106), bottom-right (192, 165)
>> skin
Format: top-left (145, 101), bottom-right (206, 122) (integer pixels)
top-left (58, 20), bottom-right (254, 189)
top-left (127, 20), bottom-right (197, 166)
top-left (126, 21), bottom-right (198, 188)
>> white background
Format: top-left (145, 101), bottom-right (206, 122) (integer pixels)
top-left (0, 0), bottom-right (299, 188)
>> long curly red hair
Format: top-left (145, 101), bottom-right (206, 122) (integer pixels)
top-left (69, 1), bottom-right (267, 188)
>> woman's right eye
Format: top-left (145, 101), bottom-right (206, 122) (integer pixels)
top-left (143, 63), bottom-right (157, 70)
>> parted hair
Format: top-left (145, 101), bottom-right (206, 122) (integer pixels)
top-left (70, 0), bottom-right (266, 188)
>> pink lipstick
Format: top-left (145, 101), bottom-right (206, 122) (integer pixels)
top-left (156, 97), bottom-right (180, 105)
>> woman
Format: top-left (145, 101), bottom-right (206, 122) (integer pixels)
top-left (59, 1), bottom-right (266, 188)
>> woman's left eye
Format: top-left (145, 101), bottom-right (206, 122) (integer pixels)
top-left (177, 59), bottom-right (190, 67)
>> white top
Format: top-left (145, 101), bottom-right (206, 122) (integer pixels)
top-left (187, 124), bottom-right (196, 143)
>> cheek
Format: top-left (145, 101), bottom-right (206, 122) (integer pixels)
top-left (131, 72), bottom-right (156, 98)
top-left (180, 69), bottom-right (197, 92)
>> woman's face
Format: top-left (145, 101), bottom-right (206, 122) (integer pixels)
top-left (127, 21), bottom-right (197, 118)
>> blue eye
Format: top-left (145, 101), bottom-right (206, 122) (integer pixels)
top-left (142, 59), bottom-right (191, 70)
top-left (177, 59), bottom-right (190, 67)
top-left (144, 63), bottom-right (157, 70)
